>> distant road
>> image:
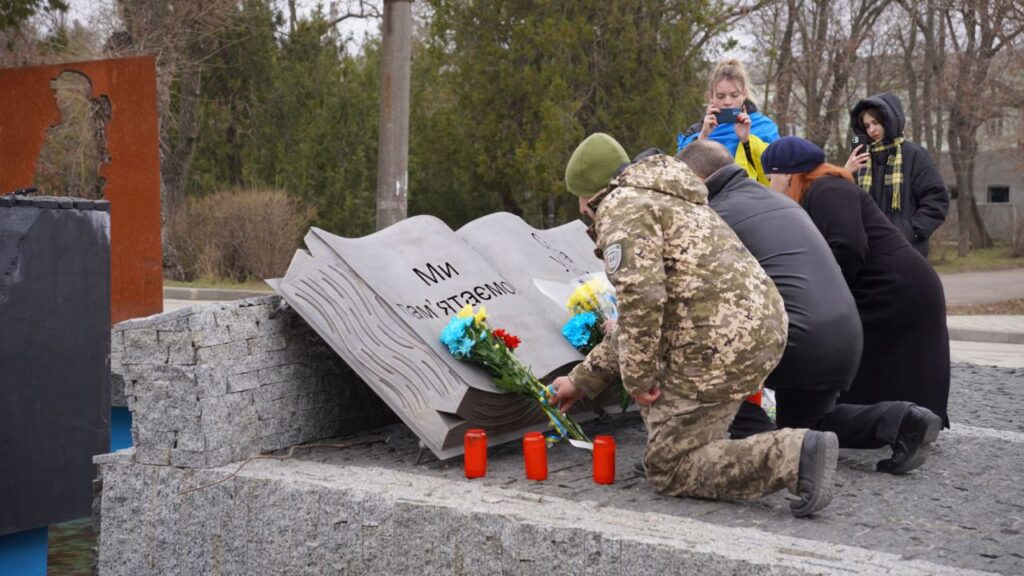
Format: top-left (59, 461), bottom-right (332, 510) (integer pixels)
top-left (939, 268), bottom-right (1024, 305)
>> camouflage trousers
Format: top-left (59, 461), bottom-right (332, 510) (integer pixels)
top-left (641, 393), bottom-right (806, 501)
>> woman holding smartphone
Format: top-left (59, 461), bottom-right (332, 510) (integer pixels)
top-left (844, 92), bottom-right (949, 256)
top-left (676, 59), bottom-right (780, 185)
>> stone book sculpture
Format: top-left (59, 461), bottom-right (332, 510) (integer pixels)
top-left (270, 212), bottom-right (622, 460)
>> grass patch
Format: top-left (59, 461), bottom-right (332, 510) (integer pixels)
top-left (930, 243), bottom-right (1024, 274)
top-left (164, 278), bottom-right (273, 292)
top-left (947, 299), bottom-right (1024, 316)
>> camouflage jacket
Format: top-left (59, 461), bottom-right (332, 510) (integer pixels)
top-left (568, 154), bottom-right (787, 402)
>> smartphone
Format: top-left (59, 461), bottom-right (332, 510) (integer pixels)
top-left (850, 134), bottom-right (871, 150)
top-left (714, 108), bottom-right (742, 124)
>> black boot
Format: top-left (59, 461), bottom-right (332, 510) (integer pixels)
top-left (790, 430), bottom-right (838, 518)
top-left (632, 459), bottom-right (645, 477)
top-left (877, 405), bottom-right (942, 474)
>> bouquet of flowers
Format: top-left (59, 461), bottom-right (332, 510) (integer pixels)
top-left (558, 275), bottom-right (633, 411)
top-left (440, 304), bottom-right (589, 444)
top-left (561, 275), bottom-right (617, 354)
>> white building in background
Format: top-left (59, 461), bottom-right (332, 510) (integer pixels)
top-left (939, 109), bottom-right (1024, 242)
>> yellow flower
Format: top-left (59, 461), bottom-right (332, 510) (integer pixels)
top-left (567, 282), bottom-right (601, 313)
top-left (456, 304), bottom-right (474, 318)
top-left (474, 305), bottom-right (488, 326)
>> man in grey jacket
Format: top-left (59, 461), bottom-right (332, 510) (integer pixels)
top-left (677, 139), bottom-right (941, 473)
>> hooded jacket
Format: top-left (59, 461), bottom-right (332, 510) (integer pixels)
top-left (849, 92), bottom-right (949, 256)
top-left (704, 164), bottom-right (862, 392)
top-left (568, 154), bottom-right (787, 403)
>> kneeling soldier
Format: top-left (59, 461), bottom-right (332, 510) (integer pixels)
top-left (552, 134), bottom-right (838, 517)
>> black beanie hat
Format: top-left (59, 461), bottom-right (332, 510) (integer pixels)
top-left (761, 136), bottom-right (826, 174)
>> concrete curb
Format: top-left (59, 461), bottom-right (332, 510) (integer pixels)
top-left (947, 327), bottom-right (1024, 345)
top-left (163, 286), bottom-right (273, 301)
top-left (946, 315), bottom-right (1024, 345)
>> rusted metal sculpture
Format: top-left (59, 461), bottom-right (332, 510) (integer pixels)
top-left (0, 56), bottom-right (162, 324)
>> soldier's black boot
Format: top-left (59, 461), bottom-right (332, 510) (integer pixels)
top-left (790, 430), bottom-right (838, 518)
top-left (632, 460), bottom-right (645, 477)
top-left (877, 405), bottom-right (942, 475)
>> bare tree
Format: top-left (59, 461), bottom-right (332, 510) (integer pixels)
top-left (745, 0), bottom-right (798, 135)
top-left (105, 0), bottom-right (236, 264)
top-left (943, 0), bottom-right (1024, 255)
top-left (797, 0), bottom-right (893, 148)
top-left (916, 0), bottom-right (947, 159)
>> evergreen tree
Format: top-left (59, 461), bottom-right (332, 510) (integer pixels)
top-left (411, 0), bottom-right (716, 229)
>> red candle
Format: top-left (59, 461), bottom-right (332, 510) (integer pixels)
top-left (745, 391), bottom-right (763, 407)
top-left (464, 428), bottom-right (487, 479)
top-left (523, 432), bottom-right (548, 481)
top-left (593, 435), bottom-right (616, 485)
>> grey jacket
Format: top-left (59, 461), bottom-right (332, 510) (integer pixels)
top-left (705, 164), bottom-right (863, 391)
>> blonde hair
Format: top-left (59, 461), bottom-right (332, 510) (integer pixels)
top-left (708, 59), bottom-right (750, 100)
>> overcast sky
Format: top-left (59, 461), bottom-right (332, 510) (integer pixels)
top-left (63, 0), bottom-right (381, 41)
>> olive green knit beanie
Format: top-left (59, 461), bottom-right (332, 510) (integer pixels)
top-left (564, 133), bottom-right (629, 197)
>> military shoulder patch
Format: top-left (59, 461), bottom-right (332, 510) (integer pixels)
top-left (604, 243), bottom-right (623, 275)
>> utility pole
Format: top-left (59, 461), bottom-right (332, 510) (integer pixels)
top-left (375, 0), bottom-right (412, 230)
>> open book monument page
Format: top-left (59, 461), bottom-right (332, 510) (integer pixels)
top-left (268, 212), bottom-right (624, 460)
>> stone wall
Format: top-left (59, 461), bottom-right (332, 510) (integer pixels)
top-left (976, 202), bottom-right (1018, 242)
top-left (93, 453), bottom-right (984, 576)
top-left (110, 295), bottom-right (397, 469)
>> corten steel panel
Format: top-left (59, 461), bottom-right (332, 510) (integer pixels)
top-left (0, 56), bottom-right (162, 324)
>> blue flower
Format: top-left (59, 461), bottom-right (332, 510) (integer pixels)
top-left (454, 336), bottom-right (475, 357)
top-left (441, 316), bottom-right (474, 354)
top-left (562, 312), bottom-right (597, 349)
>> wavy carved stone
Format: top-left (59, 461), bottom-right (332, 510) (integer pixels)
top-left (272, 213), bottom-right (621, 459)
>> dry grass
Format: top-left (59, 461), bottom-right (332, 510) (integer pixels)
top-left (168, 188), bottom-right (314, 282)
top-left (930, 243), bottom-right (1024, 274)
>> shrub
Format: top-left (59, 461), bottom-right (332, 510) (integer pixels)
top-left (929, 206), bottom-right (958, 265)
top-left (169, 188), bottom-right (314, 282)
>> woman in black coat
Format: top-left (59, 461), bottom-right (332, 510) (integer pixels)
top-left (844, 92), bottom-right (949, 257)
top-left (762, 136), bottom-right (951, 428)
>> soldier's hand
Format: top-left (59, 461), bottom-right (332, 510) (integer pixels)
top-left (550, 376), bottom-right (583, 413)
top-left (603, 318), bottom-right (617, 334)
top-left (632, 385), bottom-right (662, 406)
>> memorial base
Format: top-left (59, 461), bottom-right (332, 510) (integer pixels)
top-left (94, 415), bottom-right (994, 576)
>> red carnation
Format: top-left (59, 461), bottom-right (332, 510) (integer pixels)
top-left (493, 328), bottom-right (521, 350)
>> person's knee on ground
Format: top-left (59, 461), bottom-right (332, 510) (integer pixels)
top-left (642, 419), bottom-right (826, 512)
top-left (728, 401), bottom-right (777, 439)
top-left (791, 430), bottom-right (839, 517)
top-left (878, 404), bottom-right (942, 474)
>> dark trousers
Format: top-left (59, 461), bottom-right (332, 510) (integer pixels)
top-left (729, 389), bottom-right (911, 449)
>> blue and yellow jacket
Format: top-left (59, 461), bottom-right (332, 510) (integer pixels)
top-left (676, 111), bottom-right (780, 186)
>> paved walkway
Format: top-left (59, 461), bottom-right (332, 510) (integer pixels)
top-left (135, 282), bottom-right (1024, 573)
top-left (268, 362), bottom-right (1022, 575)
top-left (940, 268), bottom-right (1024, 306)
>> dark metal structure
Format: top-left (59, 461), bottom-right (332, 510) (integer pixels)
top-left (0, 193), bottom-right (111, 536)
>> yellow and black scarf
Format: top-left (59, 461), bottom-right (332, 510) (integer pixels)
top-left (857, 137), bottom-right (904, 212)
